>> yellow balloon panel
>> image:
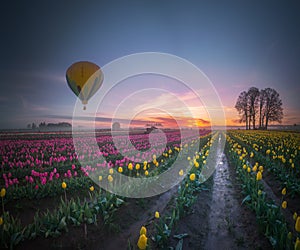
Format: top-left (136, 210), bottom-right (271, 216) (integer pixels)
top-left (66, 61), bottom-right (103, 104)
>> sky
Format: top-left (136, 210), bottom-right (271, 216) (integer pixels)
top-left (1, 0), bottom-right (300, 129)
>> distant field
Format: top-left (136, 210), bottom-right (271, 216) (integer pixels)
top-left (0, 129), bottom-right (299, 249)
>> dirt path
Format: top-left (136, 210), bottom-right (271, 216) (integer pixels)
top-left (169, 153), bottom-right (271, 250)
top-left (205, 153), bottom-right (272, 250)
top-left (205, 154), bottom-right (246, 249)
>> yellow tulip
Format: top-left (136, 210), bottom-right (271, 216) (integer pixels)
top-left (243, 164), bottom-right (247, 169)
top-left (189, 173), bottom-right (195, 181)
top-left (258, 166), bottom-right (264, 171)
top-left (155, 211), bottom-right (160, 219)
top-left (108, 175), bottom-right (113, 182)
top-left (295, 237), bottom-right (300, 250)
top-left (128, 163), bottom-right (133, 170)
top-left (282, 201), bottom-right (287, 209)
top-left (140, 226), bottom-right (147, 235)
top-left (194, 161), bottom-right (199, 168)
top-left (98, 175), bottom-right (103, 181)
top-left (135, 163), bottom-right (140, 170)
top-left (137, 234), bottom-right (147, 250)
top-left (109, 168), bottom-right (114, 174)
top-left (247, 167), bottom-right (251, 173)
top-left (293, 212), bottom-right (298, 220)
top-left (0, 188), bottom-right (6, 198)
top-left (145, 170), bottom-right (149, 176)
top-left (61, 182), bottom-right (67, 189)
top-left (281, 188), bottom-right (287, 196)
top-left (256, 171), bottom-right (262, 181)
top-left (89, 186), bottom-right (94, 192)
top-left (258, 190), bottom-right (262, 196)
top-left (179, 169), bottom-right (184, 176)
top-left (252, 166), bottom-right (257, 172)
top-left (296, 217), bottom-right (300, 232)
top-left (118, 167), bottom-right (123, 173)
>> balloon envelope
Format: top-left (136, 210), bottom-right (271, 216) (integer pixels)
top-left (66, 61), bottom-right (103, 108)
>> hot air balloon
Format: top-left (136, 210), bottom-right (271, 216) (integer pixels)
top-left (66, 61), bottom-right (103, 110)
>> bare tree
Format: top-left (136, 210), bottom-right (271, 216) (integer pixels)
top-left (235, 87), bottom-right (283, 130)
top-left (235, 91), bottom-right (249, 130)
top-left (32, 122), bottom-right (37, 130)
top-left (247, 87), bottom-right (260, 129)
top-left (258, 89), bottom-right (267, 129)
top-left (263, 88), bottom-right (283, 129)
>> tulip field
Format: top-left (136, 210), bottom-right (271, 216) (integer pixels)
top-left (0, 129), bottom-right (300, 249)
top-left (225, 130), bottom-right (300, 250)
top-left (0, 129), bottom-right (213, 249)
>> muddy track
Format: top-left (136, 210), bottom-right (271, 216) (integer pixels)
top-left (167, 153), bottom-right (271, 250)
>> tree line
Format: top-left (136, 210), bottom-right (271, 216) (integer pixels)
top-left (235, 87), bottom-right (283, 130)
top-left (27, 122), bottom-right (71, 129)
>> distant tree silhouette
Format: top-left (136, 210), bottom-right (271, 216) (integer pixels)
top-left (32, 123), bottom-right (37, 130)
top-left (262, 88), bottom-right (283, 129)
top-left (235, 87), bottom-right (283, 130)
top-left (258, 89), bottom-right (267, 129)
top-left (46, 122), bottom-right (71, 128)
top-left (235, 91), bottom-right (249, 130)
top-left (247, 87), bottom-right (260, 130)
top-left (28, 122), bottom-right (71, 130)
top-left (39, 122), bottom-right (46, 128)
